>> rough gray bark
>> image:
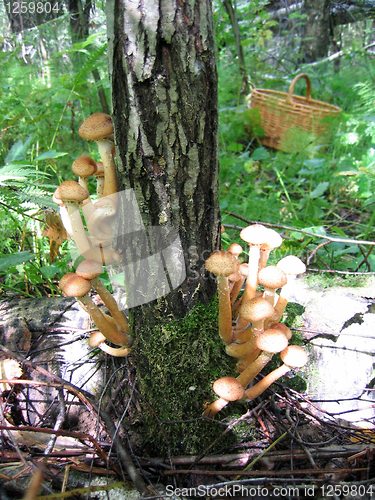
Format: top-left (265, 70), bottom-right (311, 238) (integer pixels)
top-left (301, 0), bottom-right (332, 62)
top-left (106, 1), bottom-right (224, 453)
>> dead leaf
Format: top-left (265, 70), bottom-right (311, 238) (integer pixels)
top-left (43, 211), bottom-right (68, 262)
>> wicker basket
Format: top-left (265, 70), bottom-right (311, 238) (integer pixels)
top-left (248, 74), bottom-right (342, 151)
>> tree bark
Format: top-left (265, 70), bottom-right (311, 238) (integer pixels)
top-left (106, 1), bottom-right (226, 454)
top-left (300, 0), bottom-right (331, 62)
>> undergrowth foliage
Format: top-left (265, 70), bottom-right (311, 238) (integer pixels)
top-left (217, 2), bottom-right (375, 273)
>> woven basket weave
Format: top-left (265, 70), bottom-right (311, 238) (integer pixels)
top-left (248, 74), bottom-right (342, 151)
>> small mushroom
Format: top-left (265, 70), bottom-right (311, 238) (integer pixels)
top-left (53, 181), bottom-right (90, 254)
top-left (76, 259), bottom-right (130, 334)
top-left (258, 229), bottom-right (283, 270)
top-left (71, 155), bottom-right (97, 191)
top-left (59, 273), bottom-right (131, 347)
top-left (79, 113), bottom-right (117, 197)
top-left (235, 296), bottom-right (275, 341)
top-left (208, 329), bottom-right (288, 418)
top-left (203, 377), bottom-right (244, 418)
top-left (258, 265), bottom-right (287, 306)
top-left (227, 243), bottom-right (243, 259)
top-left (205, 251), bottom-right (240, 344)
top-left (243, 345), bottom-right (308, 400)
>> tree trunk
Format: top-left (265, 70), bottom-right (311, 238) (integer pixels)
top-left (106, 1), bottom-right (228, 454)
top-left (301, 0), bottom-right (331, 62)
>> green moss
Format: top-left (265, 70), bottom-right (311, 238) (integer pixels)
top-left (133, 296), bottom-right (241, 454)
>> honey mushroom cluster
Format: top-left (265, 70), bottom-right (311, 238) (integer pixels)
top-left (53, 113), bottom-right (132, 356)
top-left (204, 224), bottom-right (308, 418)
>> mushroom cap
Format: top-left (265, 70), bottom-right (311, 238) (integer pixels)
top-left (277, 255), bottom-right (306, 276)
top-left (212, 376), bottom-right (245, 401)
top-left (205, 251), bottom-right (240, 277)
top-left (79, 113), bottom-right (114, 141)
top-left (72, 155), bottom-right (97, 178)
top-left (239, 263), bottom-right (249, 276)
top-left (280, 345), bottom-right (308, 368)
top-left (270, 323), bottom-right (293, 340)
top-left (227, 243), bottom-right (243, 258)
top-left (58, 272), bottom-right (76, 291)
top-left (258, 266), bottom-right (288, 289)
top-left (76, 260), bottom-right (104, 280)
top-left (239, 297), bottom-right (275, 322)
top-left (261, 229), bottom-right (283, 251)
top-left (60, 274), bottom-right (91, 297)
top-left (54, 180), bottom-right (89, 203)
top-left (240, 224), bottom-right (270, 246)
top-left (256, 328), bottom-right (289, 353)
top-left (89, 331), bottom-right (106, 348)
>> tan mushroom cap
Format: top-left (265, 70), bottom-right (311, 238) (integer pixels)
top-left (277, 255), bottom-right (306, 276)
top-left (258, 266), bottom-right (288, 289)
top-left (261, 229), bottom-right (283, 251)
top-left (76, 260), bottom-right (104, 280)
top-left (205, 251), bottom-right (240, 277)
top-left (213, 376), bottom-right (245, 401)
top-left (58, 272), bottom-right (76, 291)
top-left (72, 155), bottom-right (97, 178)
top-left (256, 328), bottom-right (289, 353)
top-left (60, 274), bottom-right (91, 297)
top-left (239, 297), bottom-right (275, 322)
top-left (280, 345), bottom-right (308, 368)
top-left (240, 223), bottom-right (270, 246)
top-left (271, 323), bottom-right (293, 340)
top-left (79, 113), bottom-right (114, 141)
top-left (55, 180), bottom-right (89, 203)
top-left (227, 243), bottom-right (243, 258)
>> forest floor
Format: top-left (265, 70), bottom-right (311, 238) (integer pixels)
top-left (0, 277), bottom-right (374, 498)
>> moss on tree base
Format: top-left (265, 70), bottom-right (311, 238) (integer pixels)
top-left (132, 296), bottom-right (238, 455)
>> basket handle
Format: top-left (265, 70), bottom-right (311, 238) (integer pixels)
top-left (285, 74), bottom-right (311, 104)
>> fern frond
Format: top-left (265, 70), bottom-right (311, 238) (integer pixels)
top-left (73, 44), bottom-right (108, 86)
top-left (0, 164), bottom-right (49, 186)
top-left (17, 185), bottom-right (55, 208)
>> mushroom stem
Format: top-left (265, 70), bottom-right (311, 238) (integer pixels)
top-left (78, 295), bottom-right (131, 346)
top-left (91, 278), bottom-right (130, 334)
top-left (60, 274), bottom-right (131, 347)
top-left (217, 275), bottom-right (234, 344)
top-left (205, 251), bottom-right (239, 345)
top-left (243, 364), bottom-right (291, 400)
top-left (243, 345), bottom-right (308, 400)
top-left (203, 398), bottom-right (231, 418)
top-left (236, 351), bottom-right (274, 388)
top-left (240, 245), bottom-right (261, 306)
top-left (76, 260), bottom-right (130, 334)
top-left (96, 140), bottom-right (118, 197)
top-left (89, 331), bottom-right (131, 357)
